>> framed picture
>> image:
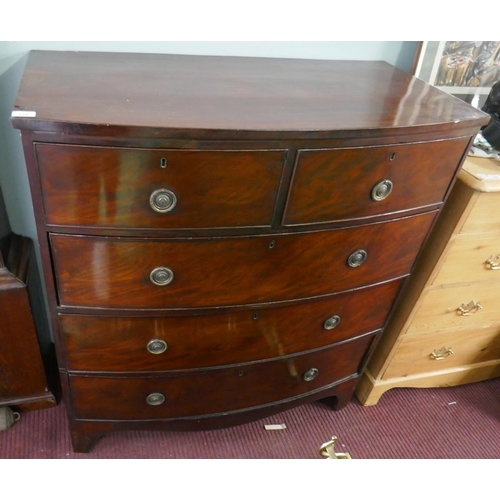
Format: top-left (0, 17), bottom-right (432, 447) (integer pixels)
top-left (413, 41), bottom-right (500, 108)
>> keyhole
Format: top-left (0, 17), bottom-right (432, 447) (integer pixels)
top-left (253, 313), bottom-right (259, 320)
top-left (390, 152), bottom-right (396, 161)
top-left (269, 240), bottom-right (275, 249)
top-left (160, 157), bottom-right (167, 168)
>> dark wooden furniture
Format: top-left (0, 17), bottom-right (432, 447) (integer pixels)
top-left (0, 234), bottom-right (56, 411)
top-left (11, 51), bottom-right (489, 452)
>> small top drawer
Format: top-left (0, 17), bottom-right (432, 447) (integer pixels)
top-left (35, 144), bottom-right (286, 229)
top-left (283, 137), bottom-right (470, 225)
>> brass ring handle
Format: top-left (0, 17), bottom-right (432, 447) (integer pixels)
top-left (347, 249), bottom-right (367, 268)
top-left (146, 393), bottom-right (165, 406)
top-left (150, 267), bottom-right (174, 286)
top-left (303, 368), bottom-right (319, 382)
top-left (147, 339), bottom-right (168, 354)
top-left (150, 188), bottom-right (177, 213)
top-left (323, 315), bottom-right (341, 330)
top-left (457, 301), bottom-right (482, 316)
top-left (485, 255), bottom-right (500, 270)
top-left (429, 347), bottom-right (454, 360)
top-left (371, 179), bottom-right (393, 202)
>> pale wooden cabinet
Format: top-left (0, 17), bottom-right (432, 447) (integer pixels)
top-left (356, 156), bottom-right (500, 405)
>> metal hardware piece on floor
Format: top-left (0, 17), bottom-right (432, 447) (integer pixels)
top-left (318, 436), bottom-right (352, 459)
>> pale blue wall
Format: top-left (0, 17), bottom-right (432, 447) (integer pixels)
top-left (0, 41), bottom-right (417, 240)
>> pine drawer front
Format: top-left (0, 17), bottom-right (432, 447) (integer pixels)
top-left (283, 138), bottom-right (470, 226)
top-left (406, 281), bottom-right (500, 337)
top-left (459, 191), bottom-right (500, 235)
top-left (35, 144), bottom-right (287, 229)
top-left (51, 212), bottom-right (435, 309)
top-left (69, 333), bottom-right (374, 420)
top-left (61, 279), bottom-right (400, 371)
top-left (431, 233), bottom-right (500, 287)
top-left (383, 326), bottom-right (500, 379)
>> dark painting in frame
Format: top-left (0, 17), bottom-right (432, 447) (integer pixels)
top-left (412, 41), bottom-right (500, 109)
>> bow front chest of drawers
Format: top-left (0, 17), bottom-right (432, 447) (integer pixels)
top-left (11, 51), bottom-right (488, 452)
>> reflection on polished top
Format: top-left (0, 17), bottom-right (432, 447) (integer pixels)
top-left (12, 51), bottom-right (488, 139)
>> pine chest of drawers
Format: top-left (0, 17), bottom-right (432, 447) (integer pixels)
top-left (11, 50), bottom-right (488, 452)
top-left (356, 156), bottom-right (500, 405)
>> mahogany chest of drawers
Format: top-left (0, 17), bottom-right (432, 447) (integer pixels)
top-left (11, 50), bottom-right (488, 452)
top-left (0, 234), bottom-right (56, 412)
top-left (356, 156), bottom-right (500, 405)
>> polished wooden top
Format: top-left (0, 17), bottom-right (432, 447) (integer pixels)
top-left (11, 50), bottom-right (489, 140)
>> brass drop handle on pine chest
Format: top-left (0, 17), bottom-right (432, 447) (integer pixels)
top-left (429, 347), bottom-right (454, 360)
top-left (457, 301), bottom-right (482, 316)
top-left (485, 255), bottom-right (500, 270)
top-left (150, 267), bottom-right (174, 286)
top-left (149, 188), bottom-right (177, 213)
top-left (371, 179), bottom-right (393, 202)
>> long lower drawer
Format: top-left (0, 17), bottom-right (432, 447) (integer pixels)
top-left (61, 280), bottom-right (400, 371)
top-left (51, 211), bottom-right (435, 309)
top-left (69, 333), bottom-right (374, 420)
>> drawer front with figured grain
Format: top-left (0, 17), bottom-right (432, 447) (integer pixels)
top-left (383, 326), bottom-right (500, 379)
top-left (69, 333), bottom-right (374, 420)
top-left (51, 212), bottom-right (435, 309)
top-left (406, 280), bottom-right (500, 337)
top-left (431, 233), bottom-right (500, 287)
top-left (61, 279), bottom-right (401, 371)
top-left (283, 137), bottom-right (469, 225)
top-left (35, 144), bottom-right (286, 229)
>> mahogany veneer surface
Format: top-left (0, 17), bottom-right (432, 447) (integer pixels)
top-left (36, 144), bottom-right (286, 229)
top-left (284, 138), bottom-right (470, 225)
top-left (0, 235), bottom-right (56, 411)
top-left (51, 213), bottom-right (435, 309)
top-left (11, 50), bottom-right (489, 452)
top-left (60, 280), bottom-right (401, 372)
